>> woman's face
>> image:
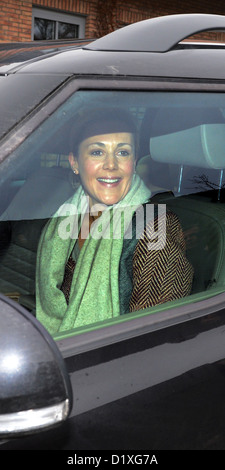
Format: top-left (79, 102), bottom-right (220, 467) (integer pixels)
top-left (69, 132), bottom-right (136, 208)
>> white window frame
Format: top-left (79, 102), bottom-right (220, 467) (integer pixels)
top-left (32, 7), bottom-right (86, 40)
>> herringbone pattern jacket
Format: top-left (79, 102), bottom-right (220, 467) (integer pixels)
top-left (129, 211), bottom-right (193, 311)
top-left (61, 211), bottom-right (194, 314)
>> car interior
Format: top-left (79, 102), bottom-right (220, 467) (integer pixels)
top-left (138, 106), bottom-right (225, 296)
top-left (1, 97), bottom-right (225, 323)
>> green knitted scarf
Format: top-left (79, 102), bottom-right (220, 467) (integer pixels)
top-left (36, 174), bottom-right (151, 335)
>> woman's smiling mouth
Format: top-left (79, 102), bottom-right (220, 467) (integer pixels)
top-left (97, 177), bottom-right (121, 185)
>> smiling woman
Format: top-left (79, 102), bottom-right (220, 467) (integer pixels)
top-left (35, 107), bottom-right (193, 334)
top-left (68, 109), bottom-right (136, 207)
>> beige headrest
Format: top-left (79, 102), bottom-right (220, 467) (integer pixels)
top-left (150, 124), bottom-right (225, 169)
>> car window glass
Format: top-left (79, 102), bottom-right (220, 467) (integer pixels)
top-left (1, 89), bottom-right (225, 337)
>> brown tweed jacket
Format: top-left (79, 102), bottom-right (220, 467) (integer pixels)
top-left (61, 211), bottom-right (194, 313)
top-left (129, 211), bottom-right (194, 311)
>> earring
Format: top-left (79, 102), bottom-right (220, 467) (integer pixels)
top-left (73, 168), bottom-right (78, 175)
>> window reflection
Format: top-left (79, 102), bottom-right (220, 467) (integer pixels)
top-left (34, 18), bottom-right (79, 40)
top-left (34, 18), bottom-right (55, 40)
top-left (58, 22), bottom-right (79, 39)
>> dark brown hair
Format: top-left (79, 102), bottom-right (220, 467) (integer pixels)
top-left (70, 108), bottom-right (138, 157)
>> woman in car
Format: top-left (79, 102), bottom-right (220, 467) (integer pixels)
top-left (36, 108), bottom-right (193, 335)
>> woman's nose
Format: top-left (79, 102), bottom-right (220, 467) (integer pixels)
top-left (103, 152), bottom-right (118, 169)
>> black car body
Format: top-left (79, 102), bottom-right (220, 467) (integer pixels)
top-left (1, 13), bottom-right (225, 451)
top-left (0, 38), bottom-right (92, 65)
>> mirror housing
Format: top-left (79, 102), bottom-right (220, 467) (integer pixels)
top-left (0, 294), bottom-right (72, 436)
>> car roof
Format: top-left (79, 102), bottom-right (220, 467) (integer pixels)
top-left (1, 14), bottom-right (225, 80)
top-left (0, 38), bottom-right (92, 70)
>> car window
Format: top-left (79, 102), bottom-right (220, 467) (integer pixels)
top-left (1, 88), bottom-right (225, 338)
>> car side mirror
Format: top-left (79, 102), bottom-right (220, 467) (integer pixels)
top-left (0, 294), bottom-right (72, 437)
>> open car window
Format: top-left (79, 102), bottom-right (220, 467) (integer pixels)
top-left (1, 88), bottom-right (225, 338)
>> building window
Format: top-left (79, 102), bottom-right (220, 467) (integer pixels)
top-left (32, 8), bottom-right (86, 40)
top-left (58, 21), bottom-right (79, 39)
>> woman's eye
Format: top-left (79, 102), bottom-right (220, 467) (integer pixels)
top-left (91, 150), bottom-right (103, 156)
top-left (117, 150), bottom-right (129, 157)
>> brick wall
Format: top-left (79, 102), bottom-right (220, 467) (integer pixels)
top-left (114, 0), bottom-right (225, 41)
top-left (1, 0), bottom-right (225, 42)
top-left (0, 0), bottom-right (32, 42)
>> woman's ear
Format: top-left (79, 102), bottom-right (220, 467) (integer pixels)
top-left (68, 152), bottom-right (79, 175)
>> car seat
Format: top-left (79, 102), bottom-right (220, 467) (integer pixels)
top-left (0, 165), bottom-right (75, 309)
top-left (149, 119), bottom-right (225, 294)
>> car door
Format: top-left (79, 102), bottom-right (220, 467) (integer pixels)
top-left (1, 75), bottom-right (225, 450)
